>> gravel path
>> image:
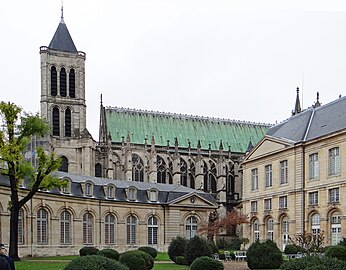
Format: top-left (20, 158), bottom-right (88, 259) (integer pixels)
top-left (223, 261), bottom-right (250, 270)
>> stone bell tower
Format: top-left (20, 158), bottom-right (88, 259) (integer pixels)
top-left (40, 8), bottom-right (95, 176)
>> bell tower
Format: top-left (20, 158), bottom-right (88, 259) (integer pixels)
top-left (40, 8), bottom-right (95, 176)
top-left (40, 8), bottom-right (86, 139)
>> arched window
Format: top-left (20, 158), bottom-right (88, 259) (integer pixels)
top-left (148, 216), bottom-right (158, 245)
top-left (95, 163), bottom-right (102, 178)
top-left (204, 161), bottom-right (217, 193)
top-left (69, 68), bottom-right (75, 98)
top-left (311, 213), bottom-right (320, 240)
top-left (132, 154), bottom-right (144, 181)
top-left (168, 160), bottom-right (173, 184)
top-left (85, 182), bottom-right (93, 196)
top-left (37, 208), bottom-right (48, 245)
top-left (266, 218), bottom-right (274, 241)
top-left (60, 67), bottom-right (67, 97)
top-left (65, 108), bottom-right (71, 137)
top-left (126, 215), bottom-right (137, 245)
top-left (157, 156), bottom-right (166, 184)
top-left (253, 220), bottom-right (260, 241)
top-left (188, 161), bottom-right (195, 189)
top-left (18, 208), bottom-right (24, 245)
top-left (60, 211), bottom-right (71, 245)
top-left (52, 107), bottom-right (60, 136)
top-left (59, 156), bottom-right (69, 172)
top-left (282, 217), bottom-right (289, 250)
top-left (51, 66), bottom-right (57, 96)
top-left (83, 212), bottom-right (93, 245)
top-left (180, 158), bottom-right (187, 186)
top-left (331, 212), bottom-right (341, 245)
top-left (226, 162), bottom-right (235, 195)
top-left (186, 216), bottom-right (198, 239)
top-left (105, 214), bottom-right (116, 244)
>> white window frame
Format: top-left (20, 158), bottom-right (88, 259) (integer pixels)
top-left (251, 168), bottom-right (258, 191)
top-left (264, 198), bottom-right (272, 211)
top-left (329, 188), bottom-right (340, 203)
top-left (266, 218), bottom-right (274, 241)
top-left (60, 210), bottom-right (71, 245)
top-left (309, 191), bottom-right (319, 205)
top-left (148, 216), bottom-right (158, 245)
top-left (37, 208), bottom-right (48, 245)
top-left (280, 160), bottom-right (288, 184)
top-left (253, 220), bottom-right (260, 241)
top-left (251, 201), bottom-right (258, 212)
top-left (186, 216), bottom-right (198, 240)
top-left (83, 212), bottom-right (93, 245)
top-left (105, 213), bottom-right (116, 245)
top-left (279, 196), bottom-right (288, 209)
top-left (331, 213), bottom-right (341, 246)
top-left (127, 215), bottom-right (137, 245)
top-left (265, 164), bottom-right (272, 188)
top-left (309, 153), bottom-right (319, 180)
top-left (329, 147), bottom-right (340, 176)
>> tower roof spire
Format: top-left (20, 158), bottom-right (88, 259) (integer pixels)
top-left (292, 87), bottom-right (302, 116)
top-left (61, 0), bottom-right (65, 23)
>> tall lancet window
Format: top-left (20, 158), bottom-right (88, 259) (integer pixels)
top-left (157, 155), bottom-right (166, 184)
top-left (65, 108), bottom-right (71, 137)
top-left (51, 66), bottom-right (57, 96)
top-left (52, 107), bottom-right (60, 136)
top-left (69, 69), bottom-right (75, 98)
top-left (60, 67), bottom-right (67, 97)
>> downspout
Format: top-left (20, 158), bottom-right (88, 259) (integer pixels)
top-left (30, 198), bottom-right (33, 257)
top-left (99, 200), bottom-right (102, 248)
top-left (163, 205), bottom-right (166, 246)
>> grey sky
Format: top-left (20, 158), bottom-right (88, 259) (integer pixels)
top-left (1, 0), bottom-right (346, 139)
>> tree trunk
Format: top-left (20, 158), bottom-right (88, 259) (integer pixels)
top-left (9, 205), bottom-right (20, 261)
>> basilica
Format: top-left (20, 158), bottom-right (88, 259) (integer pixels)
top-left (0, 13), bottom-right (269, 257)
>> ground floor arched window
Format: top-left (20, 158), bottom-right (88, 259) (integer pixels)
top-left (186, 216), bottom-right (198, 239)
top-left (148, 216), bottom-right (158, 245)
top-left (331, 212), bottom-right (341, 245)
top-left (127, 215), bottom-right (137, 245)
top-left (83, 212), bottom-right (93, 245)
top-left (253, 220), bottom-right (260, 242)
top-left (105, 213), bottom-right (116, 244)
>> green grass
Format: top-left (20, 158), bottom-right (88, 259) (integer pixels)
top-left (26, 255), bottom-right (78, 260)
top-left (155, 252), bottom-right (171, 261)
top-left (153, 263), bottom-right (188, 270)
top-left (15, 261), bottom-right (68, 270)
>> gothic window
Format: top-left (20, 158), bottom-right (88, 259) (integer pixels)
top-left (83, 212), bottom-right (93, 245)
top-left (188, 161), bottom-right (195, 189)
top-left (185, 216), bottom-right (198, 240)
top-left (95, 163), bottom-right (102, 177)
top-left (157, 156), bottom-right (166, 183)
top-left (226, 163), bottom-right (235, 195)
top-left (37, 208), bottom-right (48, 245)
top-left (126, 215), bottom-right (137, 245)
top-left (132, 154), bottom-right (144, 182)
top-left (60, 67), bottom-right (67, 97)
top-left (18, 208), bottom-right (24, 245)
top-left (204, 161), bottom-right (216, 193)
top-left (65, 108), bottom-right (71, 137)
top-left (180, 158), bottom-right (187, 186)
top-left (51, 66), bottom-right (57, 96)
top-left (52, 107), bottom-right (60, 136)
top-left (105, 213), bottom-right (116, 244)
top-left (168, 160), bottom-right (173, 184)
top-left (148, 216), bottom-right (158, 245)
top-left (59, 156), bottom-right (69, 172)
top-left (60, 210), bottom-right (71, 245)
top-left (203, 161), bottom-right (208, 191)
top-left (69, 68), bottom-right (75, 98)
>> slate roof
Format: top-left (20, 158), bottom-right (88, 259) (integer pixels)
top-left (105, 107), bottom-right (270, 153)
top-left (267, 96), bottom-right (346, 143)
top-left (48, 18), bottom-right (77, 53)
top-left (0, 172), bottom-right (216, 206)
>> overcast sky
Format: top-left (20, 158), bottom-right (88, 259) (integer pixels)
top-left (2, 1), bottom-right (346, 139)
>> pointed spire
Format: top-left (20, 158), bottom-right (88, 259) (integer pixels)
top-left (197, 140), bottom-right (201, 149)
top-left (292, 87), bottom-right (302, 116)
top-left (219, 140), bottom-right (224, 151)
top-left (313, 91), bottom-right (321, 108)
top-left (61, 0), bottom-right (65, 23)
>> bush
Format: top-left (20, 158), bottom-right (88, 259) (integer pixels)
top-left (280, 255), bottom-right (346, 270)
top-left (284, 244), bottom-right (304, 254)
top-left (247, 240), bottom-right (283, 269)
top-left (207, 241), bottom-right (219, 254)
top-left (119, 250), bottom-right (154, 270)
top-left (79, 246), bottom-right (99, 256)
top-left (138, 246), bottom-right (158, 259)
top-left (190, 256), bottom-right (224, 270)
top-left (217, 237), bottom-right (242, 250)
top-left (184, 236), bottom-right (212, 265)
top-left (168, 236), bottom-right (187, 263)
top-left (175, 256), bottom-right (186, 265)
top-left (325, 245), bottom-right (346, 261)
top-left (64, 255), bottom-right (129, 270)
top-left (97, 249), bottom-right (120, 260)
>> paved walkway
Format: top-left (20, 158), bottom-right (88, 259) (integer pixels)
top-left (223, 261), bottom-right (249, 270)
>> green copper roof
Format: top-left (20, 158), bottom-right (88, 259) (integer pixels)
top-left (105, 107), bottom-right (270, 153)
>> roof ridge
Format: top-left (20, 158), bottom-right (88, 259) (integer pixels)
top-left (106, 106), bottom-right (272, 127)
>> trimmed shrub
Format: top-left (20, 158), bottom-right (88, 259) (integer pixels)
top-left (119, 250), bottom-right (154, 270)
top-left (247, 240), bottom-right (283, 269)
top-left (280, 255), bottom-right (346, 270)
top-left (138, 246), bottom-right (158, 259)
top-left (325, 245), bottom-right (346, 261)
top-left (184, 236), bottom-right (212, 265)
top-left (175, 256), bottom-right (186, 265)
top-left (207, 241), bottom-right (219, 254)
top-left (97, 249), bottom-right (120, 260)
top-left (64, 255), bottom-right (129, 270)
top-left (190, 256), bottom-right (224, 270)
top-left (168, 236), bottom-right (187, 263)
top-left (79, 246), bottom-right (99, 256)
top-left (284, 244), bottom-right (300, 254)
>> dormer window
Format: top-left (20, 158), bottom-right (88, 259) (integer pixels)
top-left (61, 179), bottom-right (71, 194)
top-left (148, 189), bottom-right (158, 202)
top-left (83, 181), bottom-right (93, 197)
top-left (104, 184), bottom-right (116, 199)
top-left (127, 187), bottom-right (137, 201)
